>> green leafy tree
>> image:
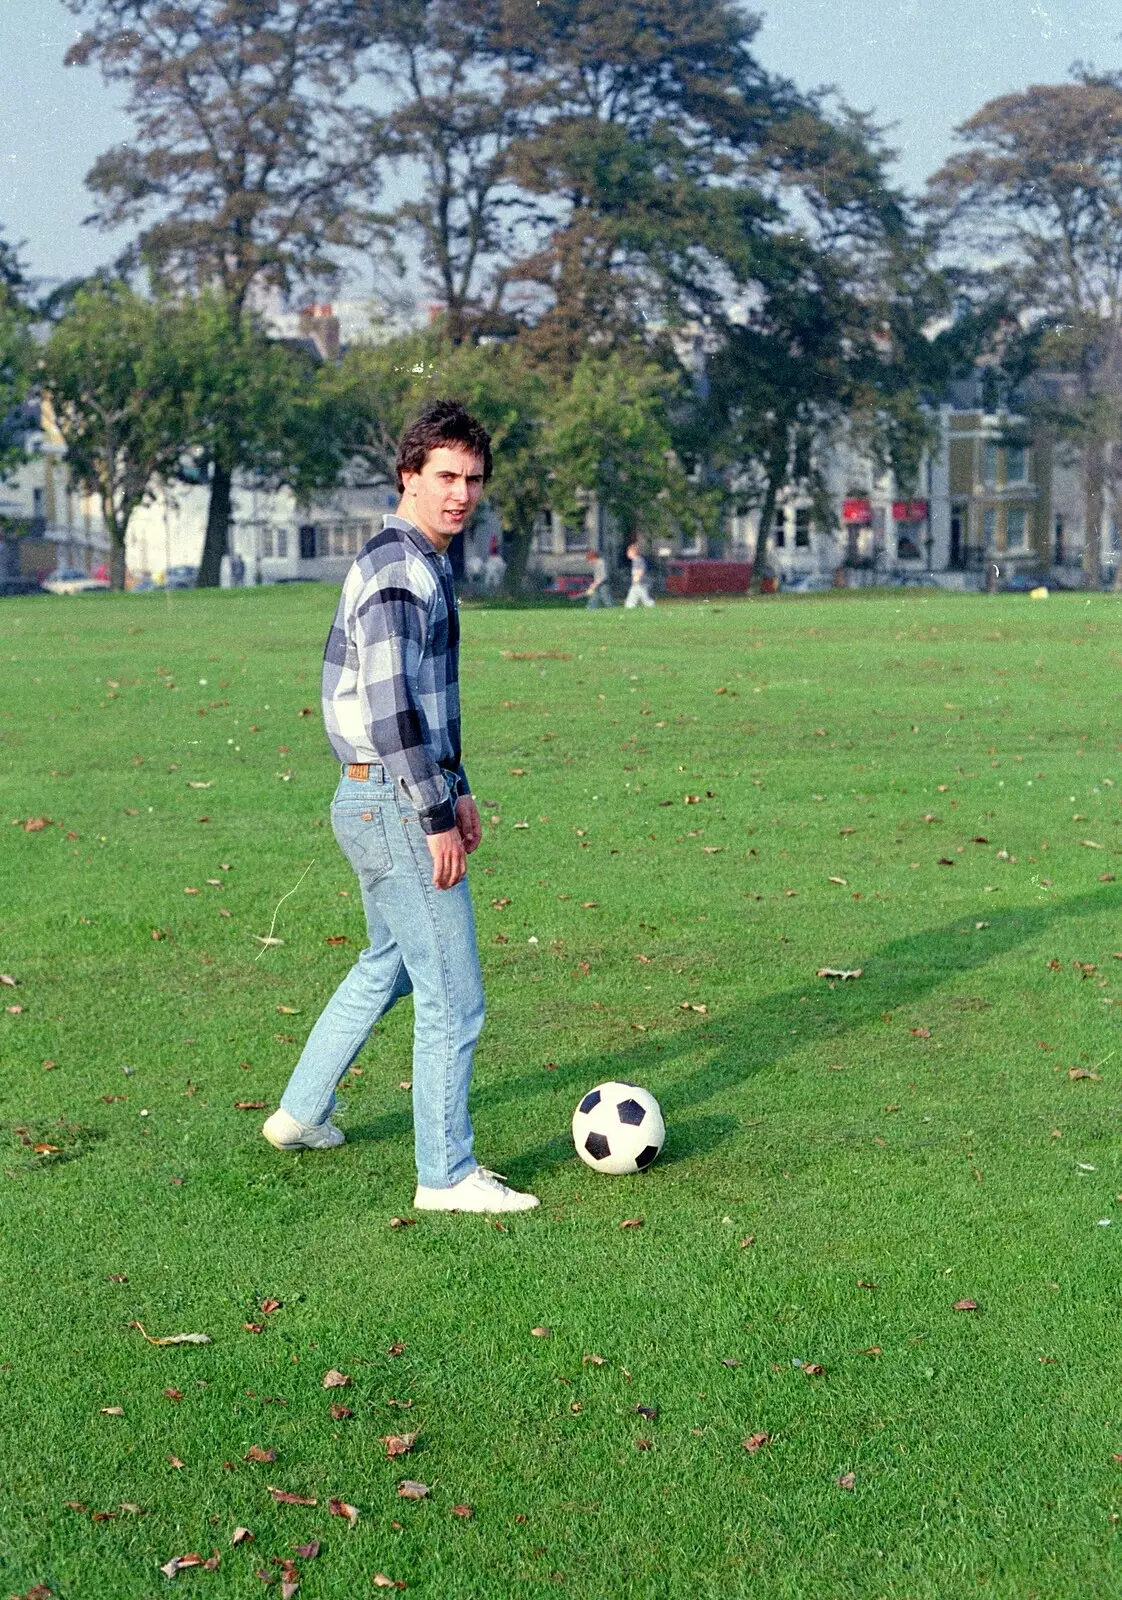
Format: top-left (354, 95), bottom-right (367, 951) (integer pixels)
top-left (927, 73), bottom-right (1122, 587)
top-left (161, 295), bottom-right (355, 585)
top-left (326, 324), bottom-right (552, 589)
top-left (0, 229), bottom-right (34, 487)
top-left (66, 0), bottom-right (381, 581)
top-left (41, 283), bottom-right (189, 589)
top-left (545, 351), bottom-right (711, 551)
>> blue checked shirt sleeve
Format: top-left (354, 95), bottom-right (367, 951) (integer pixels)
top-left (354, 579), bottom-right (458, 835)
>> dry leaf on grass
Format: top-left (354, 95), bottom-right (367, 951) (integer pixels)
top-left (268, 1487), bottom-right (317, 1506)
top-left (816, 967), bottom-right (863, 981)
top-left (530, 1325), bottom-right (552, 1338)
top-left (953, 1299), bottom-right (979, 1312)
top-left (99, 1406), bottom-right (125, 1416)
top-left (620, 1218), bottom-right (644, 1229)
top-left (387, 1340), bottom-right (406, 1357)
top-left (163, 1387), bottom-right (184, 1401)
top-left (291, 1540), bottom-right (320, 1559)
top-left (451, 1504), bottom-right (473, 1518)
top-left (160, 1552), bottom-right (203, 1578)
top-left (583, 1353), bottom-right (607, 1366)
top-left (1069, 1067), bottom-right (1102, 1081)
top-left (322, 1369), bottom-right (351, 1388)
top-left (129, 1323), bottom-right (211, 1346)
top-left (836, 1472), bottom-right (856, 1491)
top-left (382, 1433), bottom-right (418, 1459)
top-left (329, 1403), bottom-right (353, 1420)
top-left (742, 1432), bottom-right (771, 1453)
top-left (389, 1216), bottom-right (416, 1229)
top-left (373, 1576), bottom-right (407, 1591)
top-left (397, 1481), bottom-right (429, 1501)
top-left (261, 1298), bottom-right (282, 1315)
top-left (235, 1100), bottom-right (267, 1111)
top-left (245, 1445), bottom-right (277, 1463)
top-left (168, 1455), bottom-right (186, 1469)
top-left (232, 1526), bottom-right (255, 1545)
top-left (329, 1497), bottom-right (360, 1526)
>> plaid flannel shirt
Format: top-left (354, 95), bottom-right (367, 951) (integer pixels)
top-left (321, 514), bottom-right (469, 835)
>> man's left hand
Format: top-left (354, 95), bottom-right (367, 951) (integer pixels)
top-left (455, 794), bottom-right (482, 854)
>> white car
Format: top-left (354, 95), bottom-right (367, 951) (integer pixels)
top-left (42, 568), bottom-right (111, 595)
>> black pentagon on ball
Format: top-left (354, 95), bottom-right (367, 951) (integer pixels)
top-left (634, 1144), bottom-right (660, 1170)
top-left (585, 1131), bottom-right (611, 1161)
top-left (579, 1089), bottom-right (602, 1115)
top-left (616, 1098), bottom-right (646, 1127)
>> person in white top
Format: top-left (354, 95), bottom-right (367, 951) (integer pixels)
top-left (624, 540), bottom-right (655, 608)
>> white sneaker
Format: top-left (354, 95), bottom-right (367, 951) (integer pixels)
top-left (262, 1107), bottom-right (345, 1151)
top-left (413, 1167), bottom-right (540, 1213)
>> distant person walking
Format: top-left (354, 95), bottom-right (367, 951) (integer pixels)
top-left (624, 541), bottom-right (655, 608)
top-left (583, 547), bottom-right (613, 608)
top-left (262, 398), bottom-right (538, 1215)
top-left (483, 534), bottom-right (506, 591)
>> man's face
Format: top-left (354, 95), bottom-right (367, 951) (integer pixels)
top-left (400, 445), bottom-right (485, 550)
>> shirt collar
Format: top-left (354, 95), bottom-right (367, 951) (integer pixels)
top-left (382, 512), bottom-right (447, 564)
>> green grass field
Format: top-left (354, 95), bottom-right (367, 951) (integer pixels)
top-left (2, 583), bottom-right (1122, 1599)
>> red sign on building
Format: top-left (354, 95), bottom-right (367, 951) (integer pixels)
top-left (842, 498), bottom-right (872, 523)
top-left (892, 499), bottom-right (928, 521)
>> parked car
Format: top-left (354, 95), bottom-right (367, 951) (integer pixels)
top-left (41, 568), bottom-right (111, 595)
top-left (0, 577), bottom-right (48, 597)
top-left (546, 573), bottom-right (593, 598)
top-left (165, 565), bottom-right (198, 589)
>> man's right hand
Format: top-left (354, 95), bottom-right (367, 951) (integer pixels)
top-left (426, 825), bottom-right (467, 889)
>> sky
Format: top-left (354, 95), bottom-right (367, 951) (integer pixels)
top-left (1, 0), bottom-right (1121, 291)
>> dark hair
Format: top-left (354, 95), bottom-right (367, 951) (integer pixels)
top-left (395, 398), bottom-right (492, 491)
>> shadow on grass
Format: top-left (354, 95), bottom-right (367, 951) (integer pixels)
top-left (345, 883), bottom-right (1122, 1181)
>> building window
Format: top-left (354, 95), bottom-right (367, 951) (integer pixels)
top-left (276, 530), bottom-right (289, 560)
top-left (983, 507), bottom-right (997, 548)
top-left (1053, 513), bottom-right (1064, 564)
top-left (1005, 445), bottom-right (1027, 483)
top-left (260, 527), bottom-right (275, 558)
top-left (1006, 507), bottom-right (1027, 550)
top-left (773, 508), bottom-right (786, 549)
top-left (794, 508), bottom-right (811, 548)
top-left (299, 524), bottom-right (317, 560)
top-left (983, 441), bottom-right (998, 488)
top-left (897, 529), bottom-right (921, 560)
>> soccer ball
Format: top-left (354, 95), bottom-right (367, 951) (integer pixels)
top-left (571, 1081), bottom-right (665, 1175)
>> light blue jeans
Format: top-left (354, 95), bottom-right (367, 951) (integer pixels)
top-left (278, 766), bottom-right (484, 1188)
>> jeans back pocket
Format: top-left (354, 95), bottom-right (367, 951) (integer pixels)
top-left (332, 803), bottom-right (392, 883)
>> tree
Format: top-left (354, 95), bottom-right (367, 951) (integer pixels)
top-left (326, 323), bottom-right (552, 590)
top-left (162, 294), bottom-right (356, 585)
top-left (42, 283), bottom-right (189, 589)
top-left (927, 73), bottom-right (1122, 587)
top-left (66, 0), bottom-right (381, 581)
top-left (545, 351), bottom-right (713, 550)
top-left (0, 229), bottom-right (34, 486)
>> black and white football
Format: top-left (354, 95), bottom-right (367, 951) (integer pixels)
top-left (571, 1081), bottom-right (665, 1175)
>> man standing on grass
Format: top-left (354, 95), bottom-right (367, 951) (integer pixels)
top-left (263, 399), bottom-right (539, 1214)
top-left (582, 546), bottom-right (613, 608)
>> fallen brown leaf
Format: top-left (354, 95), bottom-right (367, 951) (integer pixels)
top-left (382, 1432), bottom-right (418, 1459)
top-left (816, 967), bottom-right (862, 980)
top-left (397, 1481), bottom-right (429, 1501)
top-left (836, 1472), bottom-right (856, 1491)
top-left (322, 1369), bottom-right (351, 1388)
top-left (99, 1406), bottom-right (125, 1416)
top-left (742, 1432), bottom-right (771, 1453)
top-left (245, 1445), bottom-right (277, 1463)
top-left (130, 1323), bottom-right (211, 1346)
top-left (1069, 1067), bottom-right (1102, 1081)
top-left (620, 1218), bottom-right (644, 1229)
top-left (160, 1553), bottom-right (203, 1579)
top-left (261, 1298), bottom-right (282, 1315)
top-left (860, 1346), bottom-right (882, 1357)
top-left (582, 1353), bottom-right (607, 1366)
top-left (389, 1216), bottom-right (417, 1229)
top-left (268, 1487), bottom-right (317, 1506)
top-left (329, 1403), bottom-right (353, 1420)
top-left (291, 1541), bottom-right (320, 1559)
top-left (953, 1299), bottom-right (979, 1312)
top-left (232, 1527), bottom-right (255, 1545)
top-left (168, 1455), bottom-right (186, 1469)
top-left (235, 1100), bottom-right (267, 1110)
top-left (372, 1576), bottom-right (407, 1591)
top-left (451, 1504), bottom-right (474, 1519)
top-left (387, 1340), bottom-right (406, 1357)
top-left (802, 1363), bottom-right (826, 1377)
top-left (329, 1497), bottom-right (360, 1526)
top-left (325, 935), bottom-right (349, 945)
top-left (163, 1387), bottom-right (184, 1401)
top-left (635, 1438), bottom-right (652, 1450)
